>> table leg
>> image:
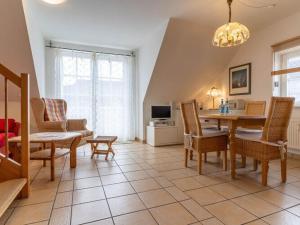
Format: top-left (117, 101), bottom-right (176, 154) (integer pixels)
top-left (229, 121), bottom-right (237, 179)
top-left (70, 136), bottom-right (81, 168)
top-left (90, 143), bottom-right (97, 159)
top-left (106, 142), bottom-right (115, 160)
top-left (50, 142), bottom-right (55, 181)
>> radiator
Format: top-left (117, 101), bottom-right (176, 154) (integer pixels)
top-left (288, 118), bottom-right (300, 154)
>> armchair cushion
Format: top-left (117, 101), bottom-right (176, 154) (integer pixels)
top-left (43, 98), bottom-right (67, 122)
top-left (39, 121), bottom-right (67, 132)
top-left (67, 119), bottom-right (87, 131)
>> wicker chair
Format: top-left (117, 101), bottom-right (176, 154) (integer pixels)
top-left (180, 100), bottom-right (228, 174)
top-left (235, 97), bottom-right (295, 186)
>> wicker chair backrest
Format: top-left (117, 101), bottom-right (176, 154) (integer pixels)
top-left (262, 97), bottom-right (295, 143)
top-left (180, 100), bottom-right (202, 136)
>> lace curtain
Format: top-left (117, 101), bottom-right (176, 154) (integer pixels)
top-left (47, 48), bottom-right (135, 141)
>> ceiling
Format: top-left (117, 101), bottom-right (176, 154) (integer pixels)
top-left (27, 0), bottom-right (300, 49)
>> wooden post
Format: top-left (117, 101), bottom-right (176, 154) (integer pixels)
top-left (4, 78), bottom-right (8, 157)
top-left (20, 73), bottom-right (30, 198)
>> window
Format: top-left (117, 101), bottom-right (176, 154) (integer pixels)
top-left (273, 45), bottom-right (300, 106)
top-left (49, 48), bottom-right (135, 141)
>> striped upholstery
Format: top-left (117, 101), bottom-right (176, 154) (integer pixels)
top-left (43, 98), bottom-right (67, 122)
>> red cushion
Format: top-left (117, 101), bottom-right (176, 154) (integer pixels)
top-left (0, 132), bottom-right (16, 148)
top-left (0, 119), bottom-right (16, 132)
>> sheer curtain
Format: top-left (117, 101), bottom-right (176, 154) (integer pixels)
top-left (48, 48), bottom-right (135, 141)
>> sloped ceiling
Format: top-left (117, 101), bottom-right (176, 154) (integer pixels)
top-left (144, 18), bottom-right (236, 104)
top-left (0, 0), bottom-right (39, 102)
top-left (27, 0), bottom-right (300, 49)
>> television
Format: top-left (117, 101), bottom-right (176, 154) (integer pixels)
top-left (151, 106), bottom-right (171, 119)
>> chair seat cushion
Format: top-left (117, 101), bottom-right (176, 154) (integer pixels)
top-left (202, 128), bottom-right (228, 138)
top-left (236, 131), bottom-right (263, 142)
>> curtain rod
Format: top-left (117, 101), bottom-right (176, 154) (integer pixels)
top-left (45, 45), bottom-right (135, 57)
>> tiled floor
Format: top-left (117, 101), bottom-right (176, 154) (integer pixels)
top-left (2, 143), bottom-right (300, 225)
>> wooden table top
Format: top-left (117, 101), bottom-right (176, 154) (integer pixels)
top-left (9, 132), bottom-right (82, 143)
top-left (199, 114), bottom-right (266, 121)
top-left (87, 136), bottom-right (118, 143)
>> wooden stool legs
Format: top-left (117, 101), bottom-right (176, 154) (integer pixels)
top-left (90, 142), bottom-right (115, 160)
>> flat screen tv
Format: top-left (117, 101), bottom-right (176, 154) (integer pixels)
top-left (151, 106), bottom-right (171, 119)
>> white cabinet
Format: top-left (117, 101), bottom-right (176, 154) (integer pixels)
top-left (146, 126), bottom-right (183, 147)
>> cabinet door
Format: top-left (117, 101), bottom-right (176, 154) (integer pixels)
top-left (155, 127), bottom-right (178, 145)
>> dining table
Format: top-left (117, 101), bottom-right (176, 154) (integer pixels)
top-left (9, 132), bottom-right (82, 181)
top-left (199, 114), bottom-right (266, 179)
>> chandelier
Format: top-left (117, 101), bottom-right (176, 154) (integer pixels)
top-left (213, 0), bottom-right (250, 47)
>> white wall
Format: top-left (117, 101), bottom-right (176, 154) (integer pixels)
top-left (219, 11), bottom-right (300, 115)
top-left (142, 18), bottom-right (236, 140)
top-left (136, 21), bottom-right (169, 140)
top-left (0, 0), bottom-right (40, 130)
top-left (22, 0), bottom-right (46, 97)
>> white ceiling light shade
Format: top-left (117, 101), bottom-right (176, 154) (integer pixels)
top-left (213, 0), bottom-right (250, 47)
top-left (42, 0), bottom-right (66, 5)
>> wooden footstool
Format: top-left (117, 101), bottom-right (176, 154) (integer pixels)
top-left (87, 136), bottom-right (117, 160)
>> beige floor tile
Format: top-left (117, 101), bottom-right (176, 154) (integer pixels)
top-left (120, 164), bottom-right (142, 172)
top-left (114, 210), bottom-right (157, 225)
top-left (194, 175), bottom-right (225, 186)
top-left (71, 200), bottom-right (111, 225)
top-left (49, 206), bottom-right (71, 225)
top-left (6, 202), bottom-right (52, 225)
top-left (165, 186), bottom-right (190, 201)
top-left (96, 160), bottom-right (118, 168)
top-left (275, 183), bottom-right (300, 199)
top-left (245, 220), bottom-right (269, 225)
top-left (172, 177), bottom-right (204, 191)
top-left (85, 218), bottom-right (114, 225)
top-left (255, 189), bottom-right (300, 209)
top-left (75, 169), bottom-right (99, 179)
top-left (287, 205), bottom-right (300, 217)
top-left (181, 199), bottom-right (212, 221)
top-left (131, 178), bottom-right (161, 192)
top-left (103, 182), bottom-right (135, 198)
top-left (18, 188), bottom-right (57, 206)
top-left (206, 201), bottom-right (257, 225)
top-left (73, 186), bottom-right (105, 204)
top-left (186, 187), bottom-right (225, 206)
top-left (108, 194), bottom-right (146, 216)
top-left (150, 203), bottom-right (197, 225)
top-left (99, 166), bottom-right (122, 175)
top-left (154, 177), bottom-right (174, 187)
top-left (54, 191), bottom-right (72, 208)
top-left (124, 170), bottom-right (150, 181)
top-left (145, 169), bottom-right (161, 177)
top-left (31, 178), bottom-right (60, 191)
top-left (30, 221), bottom-right (49, 225)
top-left (210, 183), bottom-right (248, 199)
top-left (230, 178), bottom-right (268, 193)
top-left (232, 195), bottom-right (280, 217)
top-left (138, 189), bottom-right (176, 208)
top-left (74, 177), bottom-right (102, 189)
top-left (58, 180), bottom-right (74, 192)
top-left (201, 217), bottom-right (223, 225)
top-left (262, 211), bottom-right (300, 225)
top-left (101, 174), bottom-right (127, 185)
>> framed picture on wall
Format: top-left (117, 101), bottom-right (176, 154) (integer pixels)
top-left (229, 63), bottom-right (251, 96)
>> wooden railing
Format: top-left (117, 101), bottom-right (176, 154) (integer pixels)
top-left (0, 63), bottom-right (30, 197)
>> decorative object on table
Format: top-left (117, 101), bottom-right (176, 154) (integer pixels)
top-left (207, 87), bottom-right (221, 109)
top-left (229, 63), bottom-right (251, 96)
top-left (87, 136), bottom-right (117, 160)
top-left (212, 0), bottom-right (250, 47)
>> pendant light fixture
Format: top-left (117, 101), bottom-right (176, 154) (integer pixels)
top-left (213, 0), bottom-right (250, 47)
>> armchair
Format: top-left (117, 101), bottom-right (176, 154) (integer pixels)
top-left (31, 98), bottom-right (93, 147)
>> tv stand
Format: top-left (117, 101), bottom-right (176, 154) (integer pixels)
top-left (146, 125), bottom-right (183, 147)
